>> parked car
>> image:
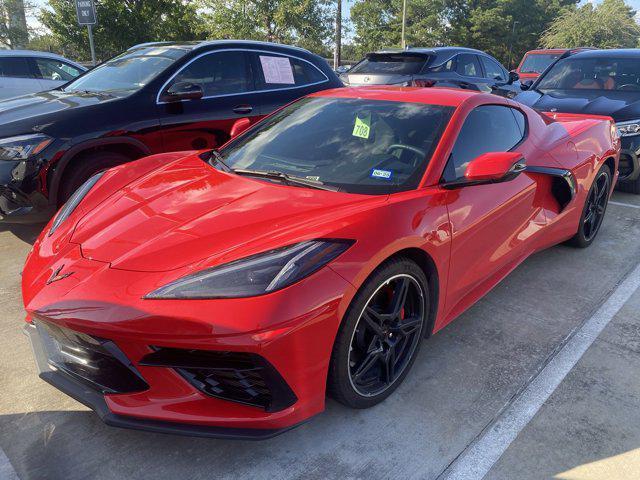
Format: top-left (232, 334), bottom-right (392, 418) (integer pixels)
top-left (515, 48), bottom-right (640, 193)
top-left (0, 40), bottom-right (342, 223)
top-left (340, 47), bottom-right (521, 97)
top-left (0, 50), bottom-right (86, 100)
top-left (23, 86), bottom-right (618, 438)
top-left (515, 49), bottom-right (569, 83)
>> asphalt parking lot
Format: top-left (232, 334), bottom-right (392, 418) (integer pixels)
top-left (1, 192), bottom-right (640, 480)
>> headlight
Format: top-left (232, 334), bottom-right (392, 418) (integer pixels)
top-left (145, 239), bottom-right (354, 299)
top-left (0, 134), bottom-right (52, 161)
top-left (49, 172), bottom-right (104, 236)
top-left (616, 120), bottom-right (640, 137)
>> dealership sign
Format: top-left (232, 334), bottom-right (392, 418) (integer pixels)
top-left (76, 0), bottom-right (96, 25)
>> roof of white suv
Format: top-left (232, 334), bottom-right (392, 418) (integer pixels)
top-left (0, 50), bottom-right (86, 69)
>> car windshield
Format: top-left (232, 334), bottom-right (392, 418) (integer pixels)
top-left (219, 97), bottom-right (453, 194)
top-left (520, 53), bottom-right (561, 74)
top-left (349, 54), bottom-right (428, 75)
top-left (63, 46), bottom-right (189, 94)
top-left (537, 56), bottom-right (640, 92)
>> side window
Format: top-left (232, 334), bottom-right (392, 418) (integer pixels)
top-left (171, 51), bottom-right (252, 97)
top-left (443, 105), bottom-right (526, 181)
top-left (35, 58), bottom-right (82, 81)
top-left (0, 57), bottom-right (32, 78)
top-left (429, 57), bottom-right (455, 73)
top-left (480, 56), bottom-right (506, 81)
top-left (455, 54), bottom-right (482, 77)
top-left (254, 53), bottom-right (326, 90)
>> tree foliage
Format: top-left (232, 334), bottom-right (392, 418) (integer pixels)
top-left (200, 0), bottom-right (334, 56)
top-left (40, 0), bottom-right (204, 61)
top-left (1, 0), bottom-right (29, 48)
top-left (349, 0), bottom-right (576, 66)
top-left (541, 0), bottom-right (640, 49)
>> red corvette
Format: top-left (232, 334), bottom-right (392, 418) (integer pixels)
top-left (22, 87), bottom-right (619, 439)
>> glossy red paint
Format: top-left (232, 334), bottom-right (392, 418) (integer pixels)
top-left (22, 86), bottom-right (620, 436)
top-left (464, 152), bottom-right (524, 182)
top-left (516, 49), bottom-right (569, 81)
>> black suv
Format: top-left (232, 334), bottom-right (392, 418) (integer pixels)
top-left (0, 40), bottom-right (342, 223)
top-left (515, 48), bottom-right (640, 193)
top-left (340, 47), bottom-right (521, 98)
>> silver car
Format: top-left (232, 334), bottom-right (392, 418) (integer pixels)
top-left (0, 50), bottom-right (86, 100)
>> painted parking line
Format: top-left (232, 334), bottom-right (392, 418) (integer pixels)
top-left (438, 261), bottom-right (640, 480)
top-left (0, 447), bottom-right (19, 480)
top-left (609, 200), bottom-right (640, 209)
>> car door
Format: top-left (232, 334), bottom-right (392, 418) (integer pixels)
top-left (441, 104), bottom-right (546, 319)
top-left (454, 54), bottom-right (490, 92)
top-left (248, 51), bottom-right (331, 116)
top-left (32, 57), bottom-right (84, 91)
top-left (156, 49), bottom-right (264, 151)
top-left (0, 56), bottom-right (41, 99)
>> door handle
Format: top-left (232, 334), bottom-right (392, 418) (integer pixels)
top-left (233, 105), bottom-right (253, 114)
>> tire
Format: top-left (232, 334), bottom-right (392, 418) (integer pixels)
top-left (327, 257), bottom-right (429, 409)
top-left (567, 164), bottom-right (612, 248)
top-left (58, 151), bottom-right (131, 205)
top-left (617, 175), bottom-right (640, 194)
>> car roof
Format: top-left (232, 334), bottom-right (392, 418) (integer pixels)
top-left (570, 48), bottom-right (640, 59)
top-left (309, 86), bottom-right (480, 107)
top-left (0, 49), bottom-right (76, 60)
top-left (371, 46), bottom-right (486, 56)
top-left (128, 40), bottom-right (313, 55)
top-left (524, 49), bottom-right (569, 55)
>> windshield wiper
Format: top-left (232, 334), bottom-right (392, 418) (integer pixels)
top-left (208, 149), bottom-right (234, 173)
top-left (233, 169), bottom-right (338, 192)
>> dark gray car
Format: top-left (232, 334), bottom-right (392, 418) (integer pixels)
top-left (340, 47), bottom-right (521, 98)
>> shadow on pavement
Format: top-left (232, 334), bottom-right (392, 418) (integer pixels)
top-left (0, 223), bottom-right (45, 245)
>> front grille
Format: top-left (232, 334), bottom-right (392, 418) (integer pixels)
top-left (34, 320), bottom-right (149, 394)
top-left (140, 348), bottom-right (297, 412)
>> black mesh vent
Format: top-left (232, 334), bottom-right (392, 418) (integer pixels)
top-left (140, 348), bottom-right (297, 412)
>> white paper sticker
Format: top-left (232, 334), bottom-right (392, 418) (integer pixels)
top-left (260, 55), bottom-right (295, 85)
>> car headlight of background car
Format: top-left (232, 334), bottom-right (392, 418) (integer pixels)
top-left (48, 172), bottom-right (105, 236)
top-left (616, 120), bottom-right (640, 137)
top-left (146, 240), bottom-right (354, 299)
top-left (0, 134), bottom-right (52, 161)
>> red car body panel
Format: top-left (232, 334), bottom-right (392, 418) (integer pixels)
top-left (22, 87), bottom-right (620, 435)
top-left (516, 49), bottom-right (570, 81)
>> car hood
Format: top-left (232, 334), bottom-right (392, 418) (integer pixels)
top-left (70, 154), bottom-right (380, 272)
top-left (0, 89), bottom-right (120, 126)
top-left (341, 73), bottom-right (410, 86)
top-left (515, 89), bottom-right (640, 122)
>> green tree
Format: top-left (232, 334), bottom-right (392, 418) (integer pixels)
top-left (1, 0), bottom-right (29, 48)
top-left (541, 0), bottom-right (640, 49)
top-left (40, 0), bottom-right (204, 62)
top-left (200, 0), bottom-right (333, 56)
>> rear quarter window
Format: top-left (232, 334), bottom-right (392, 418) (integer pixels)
top-left (0, 57), bottom-right (32, 78)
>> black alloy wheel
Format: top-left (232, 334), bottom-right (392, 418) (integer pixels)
top-left (568, 164), bottom-right (611, 248)
top-left (328, 258), bottom-right (429, 408)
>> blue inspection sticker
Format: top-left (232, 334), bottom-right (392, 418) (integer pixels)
top-left (370, 169), bottom-right (393, 180)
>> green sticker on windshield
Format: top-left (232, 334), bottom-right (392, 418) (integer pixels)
top-left (352, 114), bottom-right (371, 139)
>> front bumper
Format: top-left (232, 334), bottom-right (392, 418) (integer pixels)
top-left (0, 159), bottom-right (53, 223)
top-left (24, 323), bottom-right (303, 440)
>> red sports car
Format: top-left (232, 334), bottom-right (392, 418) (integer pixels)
top-left (22, 87), bottom-right (619, 439)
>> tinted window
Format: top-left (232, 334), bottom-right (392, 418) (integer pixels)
top-left (480, 56), bottom-right (506, 81)
top-left (349, 54), bottom-right (428, 75)
top-left (35, 58), bottom-right (82, 81)
top-left (254, 54), bottom-right (326, 90)
top-left (0, 57), bottom-right (32, 78)
top-left (537, 56), bottom-right (640, 92)
top-left (444, 105), bottom-right (525, 181)
top-left (430, 58), bottom-right (455, 73)
top-left (65, 46), bottom-right (187, 94)
top-left (172, 51), bottom-right (251, 97)
top-left (520, 53), bottom-right (561, 74)
top-left (456, 54), bottom-right (482, 77)
top-left (219, 97), bottom-right (454, 194)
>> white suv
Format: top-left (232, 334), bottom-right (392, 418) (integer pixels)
top-left (0, 50), bottom-right (86, 100)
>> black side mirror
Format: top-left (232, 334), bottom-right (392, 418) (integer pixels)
top-left (161, 82), bottom-right (204, 102)
top-left (520, 79), bottom-right (533, 91)
top-left (508, 71), bottom-right (519, 84)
